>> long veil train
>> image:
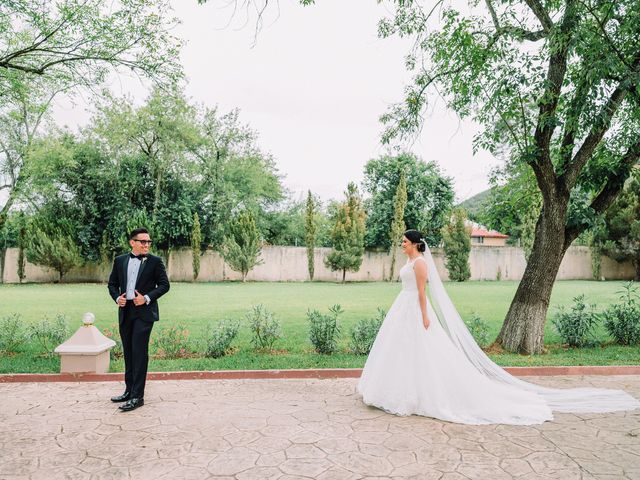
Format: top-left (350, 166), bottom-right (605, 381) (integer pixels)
top-left (423, 245), bottom-right (640, 413)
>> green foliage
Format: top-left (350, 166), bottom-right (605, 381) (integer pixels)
top-left (459, 190), bottom-right (491, 219)
top-left (202, 320), bottom-right (240, 358)
top-left (602, 283), bottom-right (640, 346)
top-left (0, 314), bottom-right (28, 354)
top-left (28, 314), bottom-right (68, 356)
top-left (551, 295), bottom-right (599, 347)
top-left (191, 212), bottom-right (202, 280)
top-left (325, 183), bottom-right (366, 282)
top-left (388, 170), bottom-right (407, 281)
top-left (221, 209), bottom-right (263, 281)
top-left (464, 313), bottom-right (490, 347)
top-left (363, 153), bottom-right (454, 249)
top-left (305, 191), bottom-right (318, 281)
top-left (442, 208), bottom-right (471, 282)
top-left (349, 308), bottom-right (385, 355)
top-left (25, 220), bottom-right (83, 282)
top-left (152, 325), bottom-right (191, 359)
top-left (594, 170), bottom-right (640, 280)
top-left (20, 91), bottom-right (286, 263)
top-left (308, 305), bottom-right (343, 355)
top-left (101, 324), bottom-right (123, 360)
top-left (247, 305), bottom-right (282, 350)
top-left (261, 201), bottom-right (305, 247)
top-left (477, 163), bottom-right (541, 245)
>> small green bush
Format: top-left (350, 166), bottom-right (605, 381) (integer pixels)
top-left (102, 324), bottom-right (123, 360)
top-left (247, 305), bottom-right (282, 350)
top-left (551, 295), bottom-right (600, 347)
top-left (602, 282), bottom-right (640, 345)
top-left (308, 304), bottom-right (343, 354)
top-left (464, 312), bottom-right (490, 347)
top-left (0, 314), bottom-right (28, 354)
top-left (153, 324), bottom-right (191, 359)
top-left (203, 320), bottom-right (240, 358)
top-left (28, 314), bottom-right (68, 356)
top-left (350, 308), bottom-right (385, 355)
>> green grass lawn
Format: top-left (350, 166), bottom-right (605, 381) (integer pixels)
top-left (0, 280), bottom-right (638, 373)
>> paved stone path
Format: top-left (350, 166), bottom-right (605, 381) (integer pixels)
top-left (1, 375), bottom-right (639, 480)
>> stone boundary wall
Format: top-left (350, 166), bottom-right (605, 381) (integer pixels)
top-left (1, 245), bottom-right (634, 284)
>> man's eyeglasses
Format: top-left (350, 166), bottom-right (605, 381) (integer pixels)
top-left (133, 239), bottom-right (153, 246)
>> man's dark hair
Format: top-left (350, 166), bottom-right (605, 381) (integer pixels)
top-left (129, 228), bottom-right (149, 240)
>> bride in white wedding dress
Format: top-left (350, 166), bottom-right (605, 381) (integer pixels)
top-left (357, 229), bottom-right (640, 425)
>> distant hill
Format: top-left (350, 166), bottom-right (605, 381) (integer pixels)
top-left (458, 188), bottom-right (491, 217)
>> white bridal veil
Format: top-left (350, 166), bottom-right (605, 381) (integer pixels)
top-left (423, 245), bottom-right (640, 413)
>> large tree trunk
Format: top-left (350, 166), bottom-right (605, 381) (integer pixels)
top-left (496, 199), bottom-right (570, 354)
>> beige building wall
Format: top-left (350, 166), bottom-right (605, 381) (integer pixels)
top-left (1, 245), bottom-right (634, 284)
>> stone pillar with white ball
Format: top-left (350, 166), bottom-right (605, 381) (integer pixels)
top-left (54, 312), bottom-right (116, 374)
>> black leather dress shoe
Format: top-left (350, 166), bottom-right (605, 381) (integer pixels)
top-left (119, 398), bottom-right (144, 412)
top-left (110, 392), bottom-right (131, 403)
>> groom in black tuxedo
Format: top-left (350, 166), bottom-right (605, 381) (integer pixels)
top-left (107, 228), bottom-right (170, 411)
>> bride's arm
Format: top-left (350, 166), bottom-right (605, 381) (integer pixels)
top-left (414, 259), bottom-right (430, 330)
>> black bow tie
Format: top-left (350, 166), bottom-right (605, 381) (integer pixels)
top-left (130, 253), bottom-right (147, 260)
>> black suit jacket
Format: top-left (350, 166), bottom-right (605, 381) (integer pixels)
top-left (107, 253), bottom-right (170, 323)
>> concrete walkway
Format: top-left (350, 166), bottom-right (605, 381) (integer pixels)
top-left (1, 375), bottom-right (639, 480)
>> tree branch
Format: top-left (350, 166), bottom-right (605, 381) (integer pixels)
top-left (590, 144), bottom-right (640, 216)
top-left (484, 0), bottom-right (547, 41)
top-left (523, 0), bottom-right (554, 32)
top-left (561, 54), bottom-right (640, 188)
top-left (565, 138), bottom-right (640, 243)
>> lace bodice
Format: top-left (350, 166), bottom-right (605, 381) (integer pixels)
top-left (399, 256), bottom-right (425, 291)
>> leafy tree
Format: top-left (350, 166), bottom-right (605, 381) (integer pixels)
top-left (26, 219), bottom-right (82, 282)
top-left (191, 212), bottom-right (202, 280)
top-left (478, 163), bottom-right (541, 246)
top-left (0, 77), bottom-right (62, 237)
top-left (325, 183), bottom-right (366, 283)
top-left (221, 209), bottom-right (263, 282)
top-left (374, 0), bottom-right (640, 354)
top-left (442, 208), bottom-right (471, 282)
top-left (388, 169), bottom-right (407, 281)
top-left (0, 0), bottom-right (182, 234)
top-left (305, 190), bottom-right (318, 281)
top-left (91, 87), bottom-right (199, 223)
top-left (363, 153), bottom-right (453, 250)
top-left (261, 200), bottom-right (305, 246)
top-left (0, 0), bottom-right (181, 88)
top-left (595, 169), bottom-right (640, 280)
top-left (191, 107), bottom-right (284, 248)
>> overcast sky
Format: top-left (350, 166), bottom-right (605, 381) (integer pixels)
top-left (51, 0), bottom-right (501, 203)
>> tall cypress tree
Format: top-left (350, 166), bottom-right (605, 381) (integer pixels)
top-left (324, 183), bottom-right (366, 283)
top-left (442, 208), bottom-right (471, 282)
top-left (305, 190), bottom-right (317, 281)
top-left (221, 209), bottom-right (263, 282)
top-left (388, 170), bottom-right (407, 281)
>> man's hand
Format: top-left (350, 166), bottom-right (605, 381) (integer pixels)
top-left (133, 290), bottom-right (146, 306)
top-left (117, 293), bottom-right (126, 307)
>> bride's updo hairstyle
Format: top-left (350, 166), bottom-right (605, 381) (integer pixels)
top-left (404, 229), bottom-right (426, 253)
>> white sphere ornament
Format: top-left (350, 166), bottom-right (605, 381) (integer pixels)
top-left (82, 312), bottom-right (96, 326)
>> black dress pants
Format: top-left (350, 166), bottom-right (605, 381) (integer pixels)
top-left (119, 302), bottom-right (154, 398)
